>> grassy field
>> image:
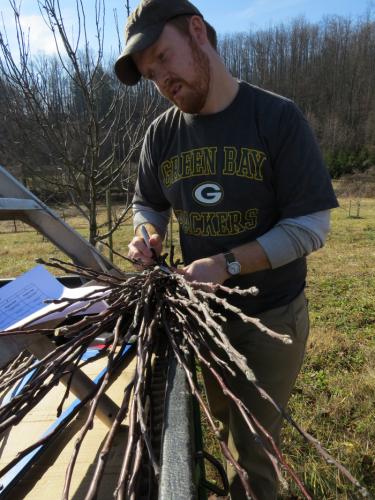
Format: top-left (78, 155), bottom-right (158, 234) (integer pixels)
top-left (0, 197), bottom-right (374, 498)
top-left (0, 207), bottom-right (137, 278)
top-left (282, 198), bottom-right (375, 498)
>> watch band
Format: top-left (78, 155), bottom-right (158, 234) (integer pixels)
top-left (223, 251), bottom-right (241, 275)
top-left (223, 251), bottom-right (236, 264)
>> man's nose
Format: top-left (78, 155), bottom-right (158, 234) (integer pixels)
top-left (155, 70), bottom-right (171, 93)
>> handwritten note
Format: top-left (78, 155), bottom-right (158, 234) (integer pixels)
top-left (0, 265), bottom-right (107, 331)
top-left (0, 266), bottom-right (63, 330)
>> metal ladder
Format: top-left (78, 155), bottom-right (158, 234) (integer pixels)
top-left (0, 165), bottom-right (199, 498)
top-left (0, 165), bottom-right (123, 426)
top-left (0, 165), bottom-right (122, 276)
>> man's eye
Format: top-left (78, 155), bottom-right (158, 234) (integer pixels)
top-left (158, 52), bottom-right (165, 62)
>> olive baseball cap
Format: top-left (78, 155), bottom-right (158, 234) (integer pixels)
top-left (114, 0), bottom-right (203, 86)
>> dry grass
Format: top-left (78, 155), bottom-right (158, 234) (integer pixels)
top-left (0, 210), bottom-right (133, 278)
top-left (0, 208), bottom-right (180, 278)
top-left (281, 198), bottom-right (375, 498)
top-left (333, 166), bottom-right (375, 198)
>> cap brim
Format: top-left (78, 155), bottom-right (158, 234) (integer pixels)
top-left (115, 23), bottom-right (165, 85)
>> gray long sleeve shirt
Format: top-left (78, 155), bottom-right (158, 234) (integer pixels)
top-left (133, 204), bottom-right (330, 269)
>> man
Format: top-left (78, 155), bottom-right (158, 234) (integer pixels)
top-left (115, 1), bottom-right (338, 498)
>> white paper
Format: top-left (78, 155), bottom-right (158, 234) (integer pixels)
top-left (0, 265), bottom-right (108, 331)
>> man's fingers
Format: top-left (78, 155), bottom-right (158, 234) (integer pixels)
top-left (149, 233), bottom-right (163, 254)
top-left (127, 236), bottom-right (154, 263)
top-left (175, 266), bottom-right (194, 281)
top-left (127, 232), bottom-right (164, 268)
top-left (174, 267), bottom-right (186, 276)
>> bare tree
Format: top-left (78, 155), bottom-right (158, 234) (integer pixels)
top-left (0, 0), bottom-right (162, 244)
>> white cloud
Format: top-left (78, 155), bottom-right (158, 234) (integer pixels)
top-left (19, 14), bottom-right (60, 55)
top-left (0, 5), bottom-right (75, 58)
top-left (1, 10), bottom-right (59, 57)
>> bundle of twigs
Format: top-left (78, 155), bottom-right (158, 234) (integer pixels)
top-left (0, 257), bottom-right (370, 499)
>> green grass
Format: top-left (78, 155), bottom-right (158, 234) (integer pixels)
top-left (0, 198), bottom-right (374, 498)
top-left (0, 211), bottom-right (180, 278)
top-left (281, 199), bottom-right (375, 498)
top-left (0, 214), bottom-right (135, 278)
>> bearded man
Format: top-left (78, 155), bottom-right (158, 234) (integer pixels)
top-left (115, 1), bottom-right (338, 498)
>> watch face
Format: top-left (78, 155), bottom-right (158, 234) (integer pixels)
top-left (228, 261), bottom-right (241, 275)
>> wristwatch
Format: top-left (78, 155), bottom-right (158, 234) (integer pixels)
top-left (223, 251), bottom-right (241, 276)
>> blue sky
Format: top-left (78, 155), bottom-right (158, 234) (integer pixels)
top-left (198, 0), bottom-right (373, 33)
top-left (1, 0), bottom-right (373, 57)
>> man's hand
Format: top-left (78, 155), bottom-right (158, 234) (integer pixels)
top-left (178, 240), bottom-right (271, 284)
top-left (178, 254), bottom-right (228, 285)
top-left (128, 232), bottom-right (163, 265)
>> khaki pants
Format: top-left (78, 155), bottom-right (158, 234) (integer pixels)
top-left (201, 292), bottom-right (309, 499)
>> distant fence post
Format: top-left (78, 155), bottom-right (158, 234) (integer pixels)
top-left (348, 199), bottom-right (361, 218)
top-left (356, 200), bottom-right (361, 218)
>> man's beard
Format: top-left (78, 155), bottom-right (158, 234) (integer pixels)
top-left (167, 39), bottom-right (210, 114)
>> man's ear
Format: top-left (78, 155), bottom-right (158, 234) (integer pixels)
top-left (189, 15), bottom-right (208, 46)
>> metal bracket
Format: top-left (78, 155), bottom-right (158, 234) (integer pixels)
top-left (0, 165), bottom-right (124, 426)
top-left (0, 165), bottom-right (123, 276)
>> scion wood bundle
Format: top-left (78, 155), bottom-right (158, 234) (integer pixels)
top-left (0, 257), bottom-right (370, 499)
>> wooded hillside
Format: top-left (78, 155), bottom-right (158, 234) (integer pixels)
top-left (1, 7), bottom-right (374, 193)
top-left (220, 13), bottom-right (375, 177)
